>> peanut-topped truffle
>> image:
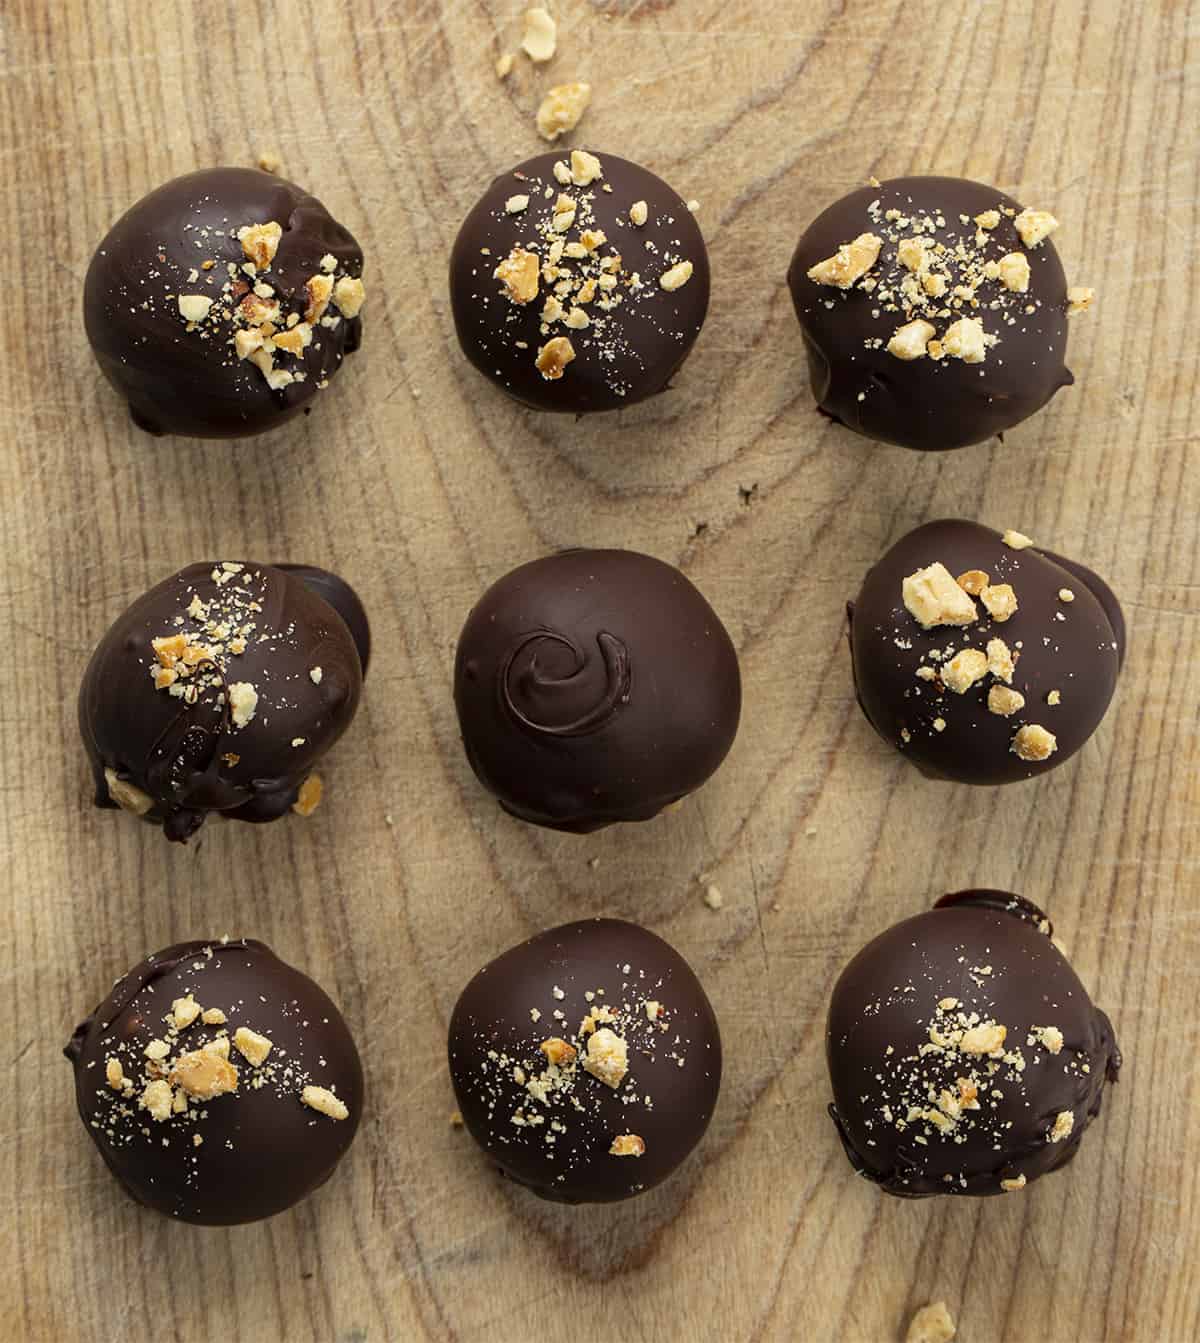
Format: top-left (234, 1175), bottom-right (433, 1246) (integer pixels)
top-left (826, 892), bottom-right (1121, 1197)
top-left (80, 561), bottom-right (367, 842)
top-left (449, 151), bottom-right (709, 412)
top-left (448, 919), bottom-right (722, 1203)
top-left (788, 176), bottom-right (1093, 451)
top-left (84, 167), bottom-right (366, 437)
top-left (65, 939), bottom-right (363, 1224)
top-left (848, 520), bottom-right (1123, 783)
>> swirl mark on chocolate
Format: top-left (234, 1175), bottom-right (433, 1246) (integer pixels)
top-left (501, 629), bottom-right (631, 737)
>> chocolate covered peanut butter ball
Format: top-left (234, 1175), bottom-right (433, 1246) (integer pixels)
top-left (788, 176), bottom-right (1093, 451)
top-left (85, 167), bottom-right (366, 437)
top-left (449, 150), bottom-right (709, 412)
top-left (826, 892), bottom-right (1120, 1197)
top-left (65, 939), bottom-right (363, 1224)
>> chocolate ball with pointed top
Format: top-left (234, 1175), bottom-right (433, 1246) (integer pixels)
top-left (449, 150), bottom-right (709, 412)
top-left (848, 519), bottom-right (1123, 783)
top-left (65, 938), bottom-right (363, 1224)
top-left (788, 176), bottom-right (1082, 451)
top-left (79, 561), bottom-right (367, 841)
top-left (826, 892), bottom-right (1120, 1197)
top-left (453, 548), bottom-right (741, 832)
top-left (449, 918), bottom-right (722, 1203)
top-left (84, 167), bottom-right (365, 438)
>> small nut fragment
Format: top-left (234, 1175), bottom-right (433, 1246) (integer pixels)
top-left (551, 194), bottom-right (577, 231)
top-left (996, 252), bottom-right (1031, 293)
top-left (563, 306), bottom-right (589, 330)
top-left (980, 583), bottom-right (1018, 622)
top-left (986, 638), bottom-right (1014, 682)
top-left (609, 1133), bottom-right (645, 1157)
top-left (539, 1037), bottom-right (577, 1066)
top-left (941, 316), bottom-right (987, 363)
top-left (1032, 1025), bottom-right (1064, 1054)
top-left (505, 194), bottom-right (530, 214)
top-left (234, 327), bottom-right (265, 360)
top-left (140, 1079), bottom-right (175, 1122)
top-left (104, 767), bottom-right (154, 816)
top-left (1058, 588), bottom-right (1075, 603)
top-left (1048, 1109), bottom-right (1074, 1143)
top-left (660, 260), bottom-right (693, 292)
top-left (1014, 207), bottom-right (1060, 248)
top-left (171, 1049), bottom-right (239, 1099)
top-left (105, 1058), bottom-right (125, 1090)
top-left (886, 318), bottom-right (935, 361)
top-left (233, 1026), bottom-right (273, 1066)
top-left (171, 995), bottom-right (201, 1030)
top-left (941, 648), bottom-right (989, 694)
top-left (902, 562), bottom-right (979, 629)
top-left (1047, 689), bottom-right (1062, 706)
top-left (292, 773), bottom-right (323, 816)
top-left (495, 52), bottom-right (514, 79)
top-left (897, 236), bottom-right (931, 273)
top-left (1012, 724), bottom-right (1057, 762)
top-left (582, 1027), bottom-right (628, 1089)
top-left (959, 1021), bottom-right (1007, 1056)
top-left (272, 324), bottom-right (312, 357)
top-left (203, 1036), bottom-right (231, 1060)
top-left (228, 681), bottom-right (258, 728)
top-left (144, 1039), bottom-right (170, 1061)
top-left (495, 247), bottom-right (540, 305)
top-left (304, 273), bottom-right (334, 323)
top-left (239, 221), bottom-right (283, 270)
top-left (905, 1301), bottom-right (956, 1343)
top-left (974, 209), bottom-right (1001, 230)
top-left (956, 569), bottom-right (989, 596)
top-left (629, 200), bottom-right (648, 227)
top-left (1002, 529), bottom-right (1033, 550)
top-left (1000, 1174), bottom-right (1027, 1192)
top-left (536, 82), bottom-right (591, 141)
top-left (177, 294), bottom-right (213, 324)
top-left (333, 276), bottom-right (366, 318)
top-left (570, 149), bottom-right (603, 186)
top-left (806, 233), bottom-right (882, 289)
top-left (1067, 286), bottom-right (1095, 315)
top-left (302, 1085), bottom-right (349, 1120)
top-left (257, 151), bottom-right (281, 174)
top-left (201, 1008), bottom-right (226, 1026)
top-left (535, 336), bottom-right (576, 380)
top-left (988, 685), bottom-right (1026, 716)
top-left (521, 7), bottom-right (557, 62)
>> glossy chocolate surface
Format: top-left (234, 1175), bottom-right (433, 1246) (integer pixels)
top-left (453, 548), bottom-right (741, 832)
top-left (84, 167), bottom-right (364, 438)
top-left (80, 561), bottom-right (365, 841)
top-left (826, 892), bottom-right (1120, 1197)
top-left (449, 150), bottom-right (709, 412)
top-left (449, 919), bottom-right (721, 1203)
top-left (787, 176), bottom-right (1075, 451)
top-left (65, 939), bottom-right (363, 1224)
top-left (848, 519), bottom-right (1122, 783)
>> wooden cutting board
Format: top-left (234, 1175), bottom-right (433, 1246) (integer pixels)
top-left (2, 2), bottom-right (1196, 1340)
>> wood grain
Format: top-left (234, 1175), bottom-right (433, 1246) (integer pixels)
top-left (1, 1), bottom-right (1197, 1339)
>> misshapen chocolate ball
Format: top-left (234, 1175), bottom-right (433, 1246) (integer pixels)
top-left (84, 168), bottom-right (366, 438)
top-left (848, 520), bottom-right (1123, 783)
top-left (453, 548), bottom-right (741, 832)
top-left (826, 892), bottom-right (1121, 1197)
top-left (448, 919), bottom-right (721, 1203)
top-left (65, 939), bottom-right (363, 1224)
top-left (788, 176), bottom-right (1089, 451)
top-left (80, 561), bottom-right (367, 842)
top-left (449, 150), bottom-right (709, 412)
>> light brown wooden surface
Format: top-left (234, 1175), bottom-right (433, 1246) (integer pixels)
top-left (2, 2), bottom-right (1197, 1340)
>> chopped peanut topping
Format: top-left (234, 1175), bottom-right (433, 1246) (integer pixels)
top-left (980, 583), bottom-right (1018, 622)
top-left (171, 995), bottom-right (201, 1030)
top-left (996, 252), bottom-right (1031, 293)
top-left (1067, 286), bottom-right (1095, 314)
top-left (536, 336), bottom-right (576, 380)
top-left (609, 1133), bottom-right (645, 1157)
top-left (494, 247), bottom-right (540, 305)
top-left (1000, 1174), bottom-right (1027, 1192)
top-left (887, 318), bottom-right (935, 360)
top-left (333, 276), bottom-right (366, 318)
top-left (239, 221), bottom-right (283, 271)
top-left (521, 7), bottom-right (557, 62)
top-left (104, 767), bottom-right (154, 816)
top-left (201, 1008), bottom-right (226, 1026)
top-left (539, 1037), bottom-right (577, 1066)
top-left (956, 569), bottom-right (989, 596)
top-left (959, 1022), bottom-right (1007, 1056)
top-left (806, 232), bottom-right (882, 289)
top-left (986, 637), bottom-right (1015, 683)
top-left (903, 562), bottom-right (978, 628)
top-left (660, 260), bottom-right (693, 292)
top-left (570, 149), bottom-right (603, 186)
top-left (1048, 1109), bottom-right (1074, 1142)
top-left (305, 273), bottom-right (334, 324)
top-left (302, 1085), bottom-right (349, 1120)
top-left (941, 649), bottom-right (988, 694)
top-left (536, 82), bottom-right (591, 141)
top-left (105, 1058), bottom-right (125, 1090)
top-left (177, 294), bottom-right (212, 324)
top-left (228, 682), bottom-right (258, 728)
top-left (1014, 207), bottom-right (1059, 247)
top-left (988, 685), bottom-right (1026, 716)
top-left (940, 316), bottom-right (987, 363)
top-left (292, 773), bottom-right (323, 816)
top-left (1032, 1025), bottom-right (1064, 1054)
top-left (905, 1302), bottom-right (956, 1343)
top-left (1013, 724), bottom-right (1057, 762)
top-left (233, 1027), bottom-right (273, 1066)
top-left (171, 1049), bottom-right (239, 1099)
top-left (629, 200), bottom-right (648, 227)
top-left (1002, 529), bottom-right (1033, 550)
top-left (582, 1027), bottom-right (628, 1089)
top-left (140, 1079), bottom-right (175, 1122)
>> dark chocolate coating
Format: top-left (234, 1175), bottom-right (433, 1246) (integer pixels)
top-left (826, 892), bottom-right (1120, 1197)
top-left (453, 548), bottom-right (741, 832)
top-left (449, 151), bottom-right (709, 412)
top-left (65, 939), bottom-right (363, 1224)
top-left (787, 176), bottom-right (1074, 451)
top-left (79, 562), bottom-right (365, 841)
top-left (84, 167), bottom-right (364, 438)
top-left (848, 520), bottom-right (1122, 783)
top-left (448, 919), bottom-right (721, 1203)
top-left (275, 563), bottom-right (372, 674)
